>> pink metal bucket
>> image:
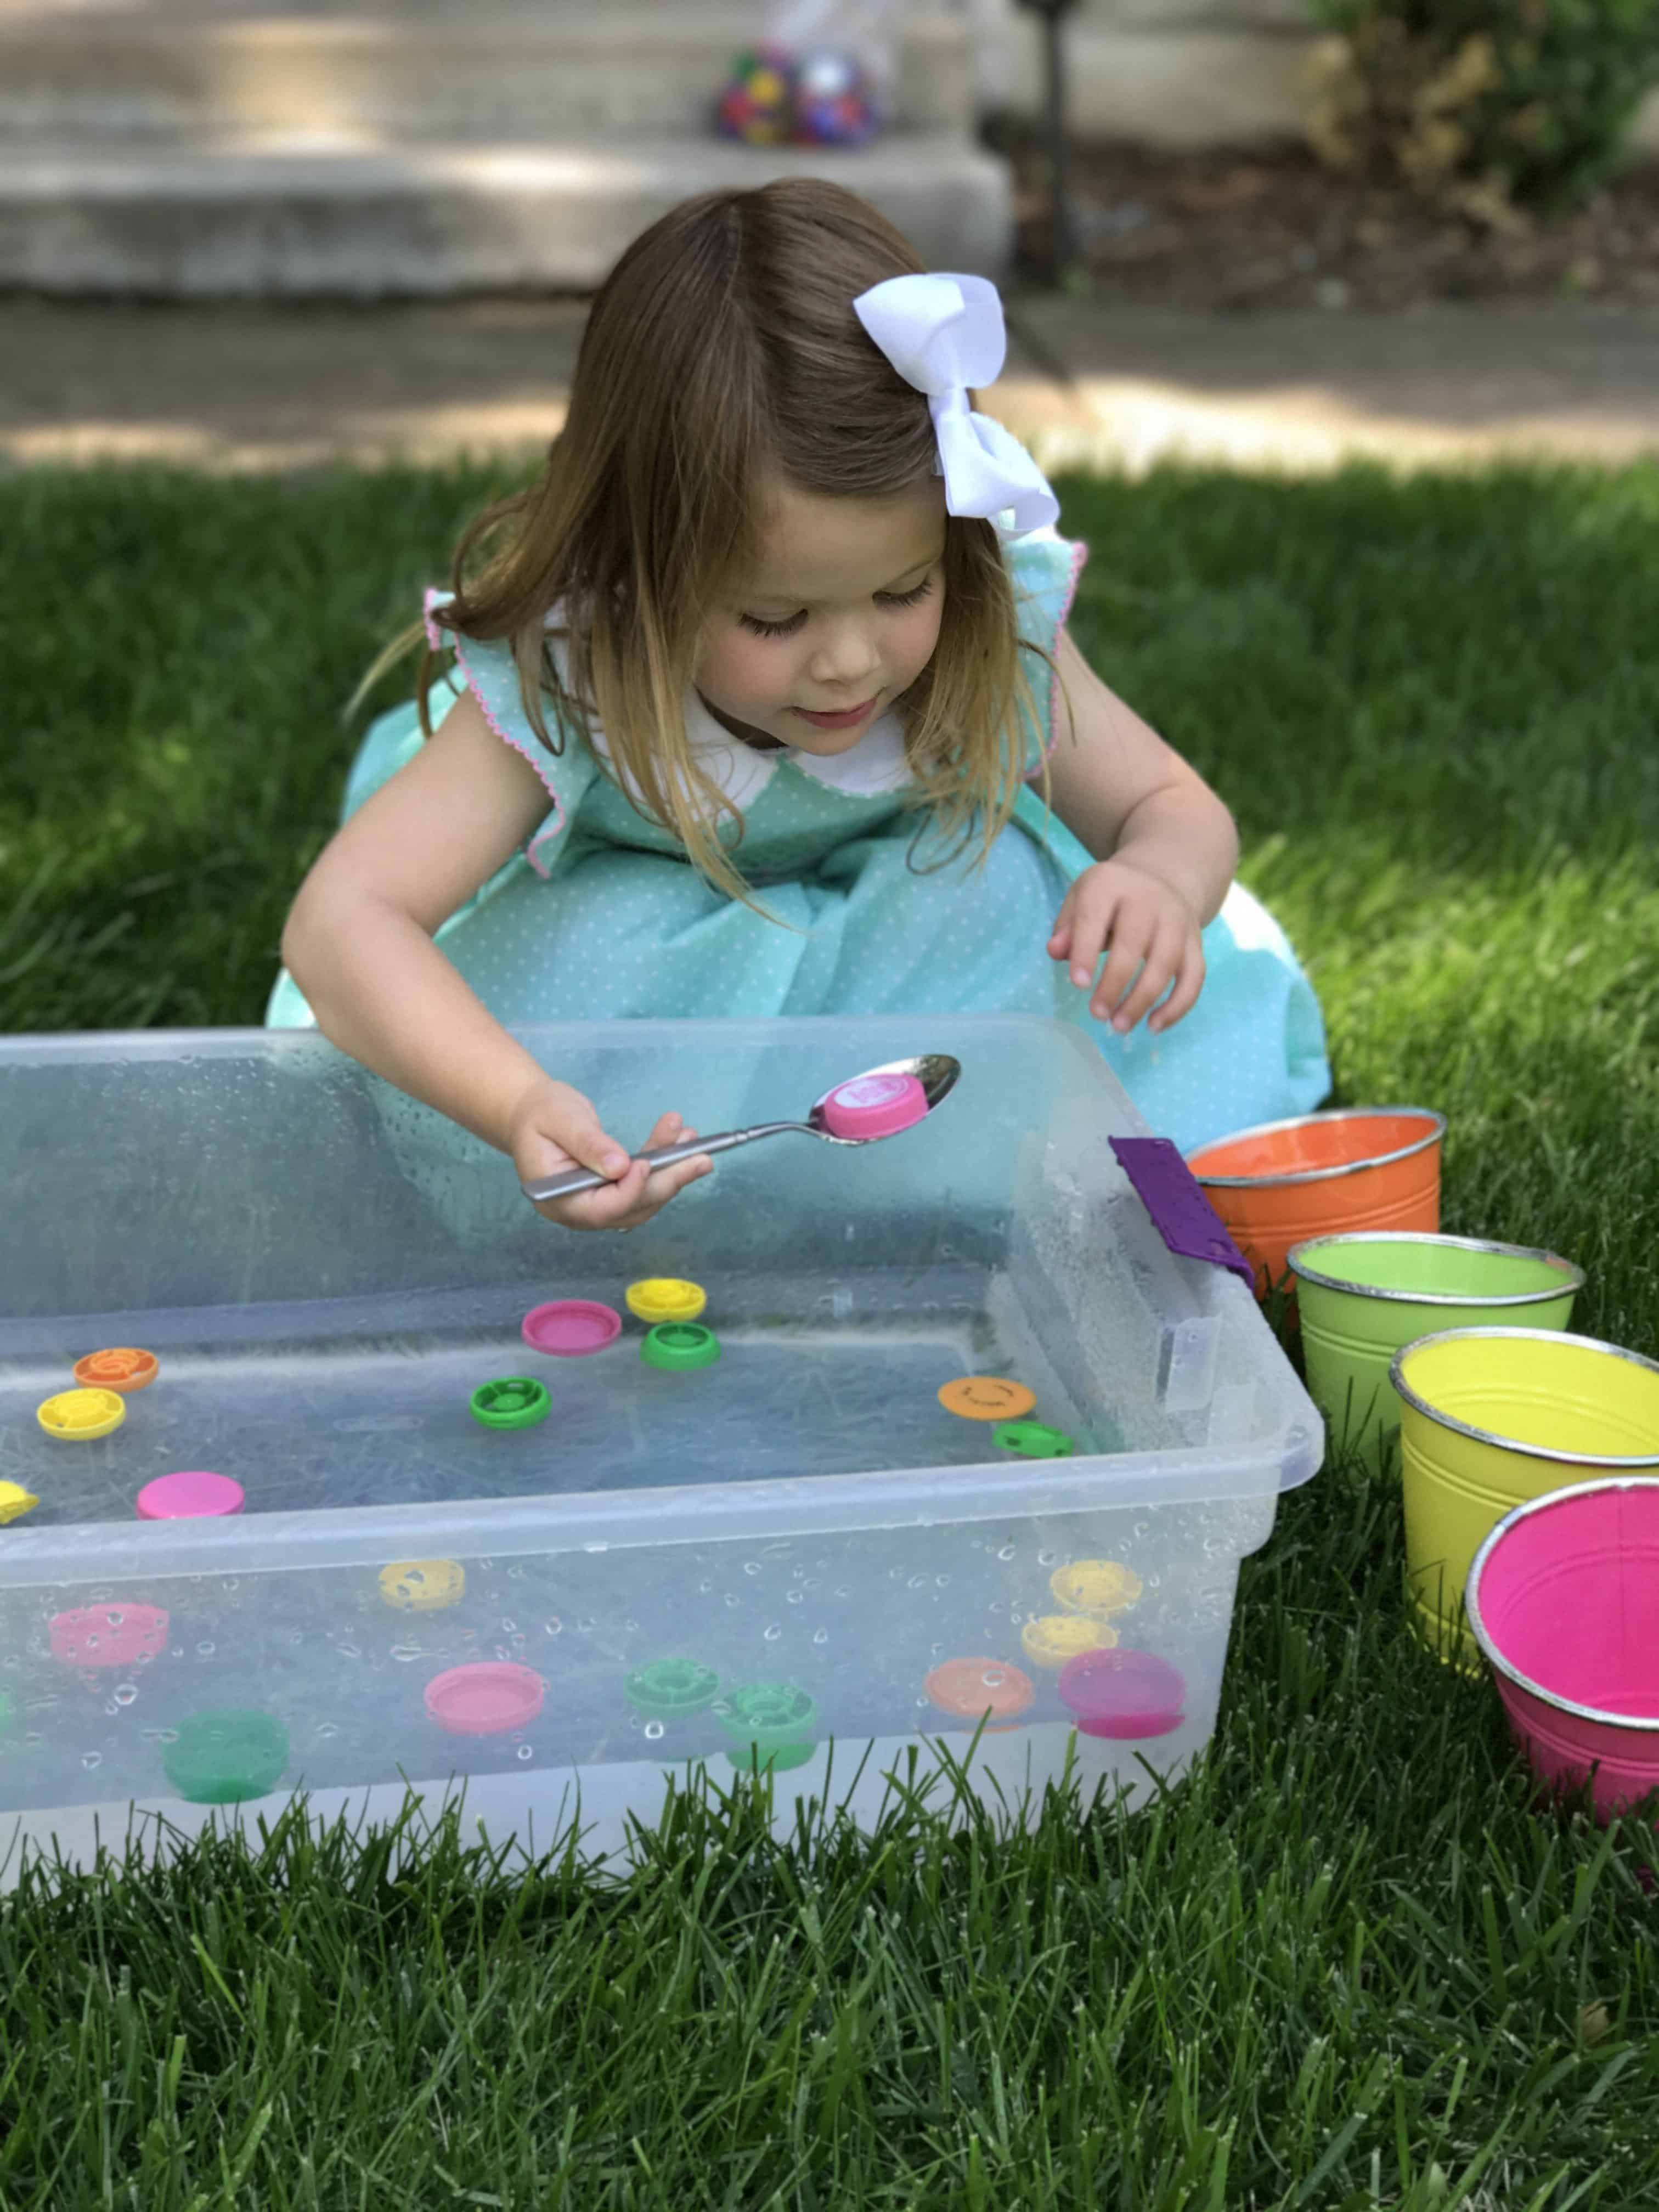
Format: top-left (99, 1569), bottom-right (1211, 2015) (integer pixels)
top-left (1465, 1477), bottom-right (1659, 1822)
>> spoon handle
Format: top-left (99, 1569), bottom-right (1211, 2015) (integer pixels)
top-left (520, 1121), bottom-right (806, 1205)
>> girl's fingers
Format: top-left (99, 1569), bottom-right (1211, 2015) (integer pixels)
top-left (1053, 872), bottom-right (1207, 1032)
top-left (555, 1131), bottom-right (714, 1230)
top-left (1063, 892), bottom-right (1120, 991)
top-left (1150, 943), bottom-right (1206, 1032)
top-left (1111, 923), bottom-right (1185, 1031)
top-left (544, 1102), bottom-right (635, 1185)
top-left (1090, 912), bottom-right (1155, 1022)
top-left (617, 1153), bottom-right (713, 1225)
top-left (533, 1110), bottom-right (703, 1227)
top-left (536, 1156), bottom-right (651, 1228)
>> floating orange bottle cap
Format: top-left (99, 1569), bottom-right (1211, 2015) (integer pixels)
top-left (1020, 1615), bottom-right (1119, 1670)
top-left (0, 1482), bottom-right (39, 1525)
top-left (37, 1388), bottom-right (126, 1441)
top-left (1049, 1560), bottom-right (1144, 1618)
top-left (72, 1347), bottom-right (159, 1393)
top-left (924, 1656), bottom-right (1035, 1731)
top-left (380, 1559), bottom-right (466, 1612)
top-left (938, 1376), bottom-right (1036, 1422)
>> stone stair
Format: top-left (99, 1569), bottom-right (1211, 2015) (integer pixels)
top-left (0, 1), bottom-right (1011, 293)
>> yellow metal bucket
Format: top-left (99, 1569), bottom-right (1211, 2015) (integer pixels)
top-left (1391, 1328), bottom-right (1659, 1662)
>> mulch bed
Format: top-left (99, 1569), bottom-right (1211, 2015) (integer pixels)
top-left (995, 125), bottom-right (1659, 311)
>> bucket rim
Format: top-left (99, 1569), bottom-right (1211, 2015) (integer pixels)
top-left (1389, 1327), bottom-right (1659, 1468)
top-left (1466, 1476), bottom-right (1659, 1731)
top-left (1286, 1231), bottom-right (1584, 1308)
top-left (1185, 1105), bottom-right (1446, 1190)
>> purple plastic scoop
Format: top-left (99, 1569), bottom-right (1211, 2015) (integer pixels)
top-left (1110, 1137), bottom-right (1255, 1288)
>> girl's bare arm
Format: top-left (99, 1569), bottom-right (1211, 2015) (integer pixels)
top-left (1041, 628), bottom-right (1238, 923)
top-left (281, 691), bottom-right (709, 1226)
top-left (1037, 628), bottom-right (1239, 1035)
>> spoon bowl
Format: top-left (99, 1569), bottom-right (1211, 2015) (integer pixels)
top-left (520, 1053), bottom-right (961, 1206)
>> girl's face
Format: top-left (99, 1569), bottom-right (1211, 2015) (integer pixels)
top-left (696, 475), bottom-right (947, 754)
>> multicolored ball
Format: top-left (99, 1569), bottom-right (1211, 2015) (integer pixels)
top-left (716, 46), bottom-right (797, 148)
top-left (792, 47), bottom-right (880, 146)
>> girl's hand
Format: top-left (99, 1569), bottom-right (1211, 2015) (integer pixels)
top-left (1048, 859), bottom-right (1206, 1035)
top-left (509, 1079), bottom-right (712, 1231)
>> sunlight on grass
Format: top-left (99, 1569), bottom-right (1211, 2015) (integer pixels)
top-left (4, 459), bottom-right (1659, 2208)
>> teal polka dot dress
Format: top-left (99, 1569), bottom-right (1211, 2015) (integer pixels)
top-left (268, 532), bottom-right (1328, 1153)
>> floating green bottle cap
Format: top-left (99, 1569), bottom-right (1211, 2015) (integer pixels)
top-left (640, 1323), bottom-right (721, 1373)
top-left (625, 1657), bottom-right (721, 1720)
top-left (162, 1709), bottom-right (289, 1805)
top-left (470, 1376), bottom-right (552, 1430)
top-left (994, 1420), bottom-right (1075, 1458)
top-left (720, 1680), bottom-right (817, 1773)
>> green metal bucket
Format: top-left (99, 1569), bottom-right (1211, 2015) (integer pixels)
top-left (1286, 1233), bottom-right (1583, 1474)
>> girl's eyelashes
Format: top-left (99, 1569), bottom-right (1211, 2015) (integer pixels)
top-left (737, 575), bottom-right (935, 640)
top-left (879, 578), bottom-right (935, 611)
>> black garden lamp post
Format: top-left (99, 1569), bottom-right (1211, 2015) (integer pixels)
top-left (1014, 0), bottom-right (1081, 286)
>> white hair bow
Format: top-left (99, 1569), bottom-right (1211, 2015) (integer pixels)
top-left (853, 272), bottom-right (1059, 538)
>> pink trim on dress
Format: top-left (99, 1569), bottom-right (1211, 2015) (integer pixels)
top-left (1027, 535), bottom-right (1090, 777)
top-left (448, 630), bottom-right (567, 881)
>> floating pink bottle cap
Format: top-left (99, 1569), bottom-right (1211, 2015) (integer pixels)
top-left (520, 1299), bottom-right (623, 1357)
top-left (822, 1070), bottom-right (929, 1141)
top-left (1057, 1646), bottom-right (1186, 1739)
top-left (136, 1470), bottom-right (245, 1520)
top-left (424, 1661), bottom-right (545, 1737)
top-left (50, 1601), bottom-right (169, 1669)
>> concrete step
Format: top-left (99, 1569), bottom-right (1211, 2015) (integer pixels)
top-left (0, 135), bottom-right (1012, 294)
top-left (0, 7), bottom-right (973, 143)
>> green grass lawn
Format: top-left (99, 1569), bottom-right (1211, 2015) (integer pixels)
top-left (3, 460), bottom-right (1659, 2209)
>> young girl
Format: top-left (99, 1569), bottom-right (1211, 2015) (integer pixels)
top-left (272, 179), bottom-right (1328, 1234)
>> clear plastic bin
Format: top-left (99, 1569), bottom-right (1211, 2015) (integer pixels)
top-left (0, 1015), bottom-right (1321, 1870)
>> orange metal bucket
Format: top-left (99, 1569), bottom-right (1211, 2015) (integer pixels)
top-left (1186, 1107), bottom-right (1445, 1299)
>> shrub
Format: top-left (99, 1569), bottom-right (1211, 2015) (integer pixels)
top-left (1305, 0), bottom-right (1659, 227)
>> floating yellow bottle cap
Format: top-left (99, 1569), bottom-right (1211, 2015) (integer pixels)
top-left (37, 1387), bottom-right (126, 1441)
top-left (625, 1278), bottom-right (707, 1325)
top-left (0, 1482), bottom-right (39, 1525)
top-left (1020, 1614), bottom-right (1119, 1670)
top-left (1049, 1559), bottom-right (1144, 1618)
top-left (379, 1559), bottom-right (466, 1612)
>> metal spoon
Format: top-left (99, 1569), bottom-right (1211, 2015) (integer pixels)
top-left (520, 1053), bottom-right (961, 1206)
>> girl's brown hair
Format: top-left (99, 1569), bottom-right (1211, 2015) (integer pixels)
top-left (415, 177), bottom-right (1044, 895)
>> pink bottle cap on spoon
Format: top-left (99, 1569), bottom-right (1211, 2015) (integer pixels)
top-left (822, 1071), bottom-right (929, 1141)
